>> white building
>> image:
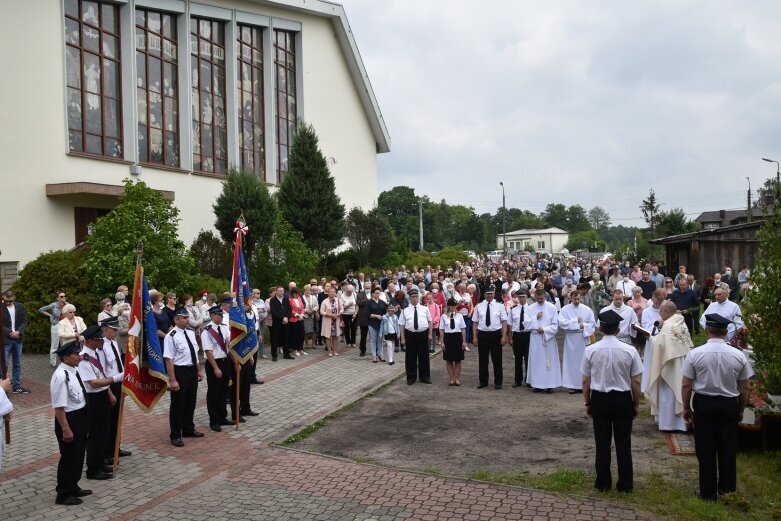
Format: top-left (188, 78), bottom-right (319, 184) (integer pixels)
top-left (0, 0), bottom-right (390, 283)
top-left (497, 227), bottom-right (569, 255)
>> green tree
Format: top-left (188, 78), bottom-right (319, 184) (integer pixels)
top-left (213, 167), bottom-right (277, 260)
top-left (744, 184), bottom-right (781, 393)
top-left (565, 230), bottom-right (605, 251)
top-left (754, 177), bottom-right (779, 212)
top-left (566, 204), bottom-right (592, 232)
top-left (189, 230), bottom-right (232, 279)
top-left (587, 206), bottom-right (611, 231)
top-left (640, 189), bottom-right (661, 235)
top-left (277, 122), bottom-right (345, 255)
top-left (11, 250), bottom-right (100, 353)
top-left (377, 186), bottom-right (420, 248)
top-left (508, 210), bottom-right (546, 231)
top-left (655, 208), bottom-right (698, 237)
top-left (251, 214), bottom-right (318, 291)
top-left (84, 179), bottom-right (195, 296)
top-left (345, 207), bottom-right (396, 267)
top-left (541, 203), bottom-right (569, 230)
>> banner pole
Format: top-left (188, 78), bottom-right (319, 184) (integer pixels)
top-left (0, 252), bottom-right (9, 445)
top-left (234, 358), bottom-right (241, 431)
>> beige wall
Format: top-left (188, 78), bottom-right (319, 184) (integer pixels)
top-left (0, 0), bottom-right (379, 269)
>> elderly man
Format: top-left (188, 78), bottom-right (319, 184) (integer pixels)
top-left (699, 288), bottom-right (744, 342)
top-left (646, 301), bottom-right (693, 431)
top-left (558, 290), bottom-right (596, 393)
top-left (669, 278), bottom-right (699, 334)
top-left (682, 314), bottom-right (753, 501)
top-left (523, 289), bottom-right (560, 393)
top-left (600, 290), bottom-right (638, 345)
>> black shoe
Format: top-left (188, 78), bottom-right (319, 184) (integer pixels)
top-left (272, 357), bottom-right (278, 362)
top-left (545, 388), bottom-right (554, 394)
top-left (283, 354), bottom-right (295, 360)
top-left (401, 347), bottom-right (406, 352)
top-left (171, 438), bottom-right (184, 447)
top-left (373, 359), bottom-right (378, 364)
top-left (359, 352), bottom-right (366, 357)
top-left (250, 379), bottom-right (263, 385)
top-left (182, 431), bottom-right (204, 438)
top-left (389, 361), bottom-right (395, 365)
top-left (86, 471), bottom-right (113, 480)
top-left (477, 384), bottom-right (488, 389)
top-left (102, 465), bottom-right (115, 473)
top-left (512, 383), bottom-right (522, 388)
top-left (74, 489), bottom-right (92, 497)
top-left (55, 496), bottom-right (83, 505)
top-left (532, 388), bottom-right (542, 393)
top-left (118, 449), bottom-right (132, 457)
top-left (407, 380), bottom-right (415, 385)
top-left (495, 385), bottom-right (503, 390)
top-left (525, 383), bottom-right (532, 388)
top-left (210, 424), bottom-right (222, 432)
top-left (421, 380), bottom-right (432, 384)
top-left (242, 410), bottom-right (259, 417)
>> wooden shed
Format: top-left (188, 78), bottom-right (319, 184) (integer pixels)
top-left (649, 222), bottom-right (761, 280)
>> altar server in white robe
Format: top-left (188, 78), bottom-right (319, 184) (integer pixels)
top-left (0, 378), bottom-right (11, 470)
top-left (646, 301), bottom-right (692, 431)
top-left (640, 289), bottom-right (666, 393)
top-left (699, 288), bottom-right (744, 343)
top-left (524, 288), bottom-right (560, 392)
top-left (600, 290), bottom-right (638, 344)
top-left (558, 291), bottom-right (596, 393)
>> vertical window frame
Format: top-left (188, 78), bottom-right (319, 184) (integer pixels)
top-left (237, 23), bottom-right (265, 178)
top-left (274, 29), bottom-right (296, 183)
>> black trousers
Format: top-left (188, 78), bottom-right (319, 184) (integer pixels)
top-left (85, 390), bottom-right (110, 475)
top-left (342, 315), bottom-right (355, 344)
top-left (229, 361), bottom-right (253, 416)
top-left (404, 330), bottom-right (430, 383)
top-left (271, 321), bottom-right (288, 357)
top-left (478, 330), bottom-right (503, 387)
top-left (108, 382), bottom-right (122, 453)
top-left (169, 365), bottom-right (197, 439)
top-left (359, 325), bottom-right (369, 354)
top-left (682, 313), bottom-right (694, 334)
top-left (55, 407), bottom-right (87, 500)
top-left (590, 390), bottom-right (635, 492)
top-left (205, 357), bottom-right (230, 426)
top-left (512, 332), bottom-right (530, 385)
top-left (288, 321), bottom-right (304, 350)
top-left (693, 393), bottom-right (739, 500)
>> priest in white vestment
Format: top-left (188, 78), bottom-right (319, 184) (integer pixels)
top-left (640, 288), bottom-right (666, 393)
top-left (599, 290), bottom-right (638, 344)
top-left (524, 289), bottom-right (560, 392)
top-left (558, 291), bottom-right (596, 392)
top-left (646, 301), bottom-right (693, 431)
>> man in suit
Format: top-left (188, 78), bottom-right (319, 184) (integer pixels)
top-left (2, 290), bottom-right (29, 394)
top-left (269, 286), bottom-right (293, 360)
top-left (687, 274), bottom-right (703, 334)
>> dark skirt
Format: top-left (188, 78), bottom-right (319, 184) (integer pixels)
top-left (443, 331), bottom-right (464, 362)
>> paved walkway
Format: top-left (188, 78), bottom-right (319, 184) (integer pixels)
top-left (1, 346), bottom-right (658, 520)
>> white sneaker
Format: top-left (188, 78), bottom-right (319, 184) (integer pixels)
top-left (301, 350), bottom-right (308, 356)
top-left (465, 346), bottom-right (471, 352)
top-left (295, 351), bottom-right (301, 357)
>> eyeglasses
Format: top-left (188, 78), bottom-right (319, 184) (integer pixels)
top-left (665, 280), bottom-right (673, 283)
top-left (58, 295), bottom-right (66, 299)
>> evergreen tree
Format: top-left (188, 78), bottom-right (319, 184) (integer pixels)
top-left (213, 167), bottom-right (277, 259)
top-left (277, 122), bottom-right (346, 255)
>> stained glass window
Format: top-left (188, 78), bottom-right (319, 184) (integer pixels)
top-left (191, 17), bottom-right (227, 174)
top-left (64, 0), bottom-right (122, 158)
top-left (136, 8), bottom-right (179, 167)
top-left (274, 30), bottom-right (296, 182)
top-left (237, 24), bottom-right (265, 178)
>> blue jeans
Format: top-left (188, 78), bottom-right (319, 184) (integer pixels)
top-left (368, 326), bottom-right (383, 357)
top-left (5, 339), bottom-right (22, 388)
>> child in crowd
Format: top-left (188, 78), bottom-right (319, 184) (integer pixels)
top-left (380, 304), bottom-right (399, 365)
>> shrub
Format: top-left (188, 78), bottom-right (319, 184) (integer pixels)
top-left (190, 230), bottom-right (232, 280)
top-left (11, 250), bottom-right (101, 353)
top-left (190, 274), bottom-right (230, 298)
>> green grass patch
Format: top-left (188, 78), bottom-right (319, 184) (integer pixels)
top-left (471, 452), bottom-right (781, 521)
top-left (423, 467), bottom-right (443, 476)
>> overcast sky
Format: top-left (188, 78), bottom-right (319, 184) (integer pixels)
top-left (339, 0), bottom-right (781, 227)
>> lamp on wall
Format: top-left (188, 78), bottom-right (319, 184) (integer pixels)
top-left (130, 164), bottom-right (142, 176)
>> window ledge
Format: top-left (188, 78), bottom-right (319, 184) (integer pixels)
top-left (67, 151), bottom-right (133, 166)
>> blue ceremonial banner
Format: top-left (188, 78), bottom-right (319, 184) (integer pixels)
top-left (123, 265), bottom-right (168, 413)
top-left (229, 221), bottom-right (258, 363)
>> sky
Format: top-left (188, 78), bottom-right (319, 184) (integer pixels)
top-left (338, 0), bottom-right (781, 227)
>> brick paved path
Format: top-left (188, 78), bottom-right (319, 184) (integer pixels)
top-left (0, 346), bottom-right (658, 520)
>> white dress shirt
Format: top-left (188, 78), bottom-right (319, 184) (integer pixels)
top-left (51, 363), bottom-right (87, 411)
top-left (78, 347), bottom-right (110, 392)
top-left (399, 303), bottom-right (431, 332)
top-left (472, 299), bottom-right (507, 332)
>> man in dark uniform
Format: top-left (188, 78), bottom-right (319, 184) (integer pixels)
top-left (163, 308), bottom-right (204, 447)
top-left (51, 341), bottom-right (91, 505)
top-left (399, 288), bottom-right (432, 385)
top-left (222, 297), bottom-right (257, 421)
top-left (269, 286), bottom-right (292, 360)
top-left (473, 285), bottom-right (507, 389)
top-left (581, 309), bottom-right (643, 493)
top-left (201, 305), bottom-right (231, 432)
top-left (507, 290), bottom-right (531, 388)
top-left (682, 313), bottom-right (753, 501)
top-left (78, 324), bottom-right (119, 480)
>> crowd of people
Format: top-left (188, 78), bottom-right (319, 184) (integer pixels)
top-left (0, 252), bottom-right (756, 504)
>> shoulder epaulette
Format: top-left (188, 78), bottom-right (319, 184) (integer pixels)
top-left (169, 330), bottom-right (177, 336)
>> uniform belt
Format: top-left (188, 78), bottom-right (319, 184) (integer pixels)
top-left (694, 392), bottom-right (738, 400)
top-left (591, 390), bottom-right (631, 395)
top-left (405, 329), bottom-right (427, 334)
top-left (478, 329), bottom-right (501, 333)
top-left (65, 406), bottom-right (87, 415)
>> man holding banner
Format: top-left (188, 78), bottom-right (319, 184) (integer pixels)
top-left (201, 305), bottom-right (231, 432)
top-left (164, 309), bottom-right (204, 447)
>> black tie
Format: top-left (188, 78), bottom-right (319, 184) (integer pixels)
top-left (519, 306), bottom-right (524, 331)
top-left (450, 312), bottom-right (455, 330)
top-left (111, 341), bottom-right (123, 372)
top-left (413, 306), bottom-right (419, 330)
top-left (182, 330), bottom-right (198, 366)
top-left (486, 301), bottom-right (491, 327)
top-left (74, 371), bottom-right (87, 395)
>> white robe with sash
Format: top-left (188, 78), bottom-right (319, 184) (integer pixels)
top-left (523, 301), bottom-right (561, 389)
top-left (558, 303), bottom-right (596, 389)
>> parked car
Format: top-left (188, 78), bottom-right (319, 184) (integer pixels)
top-left (487, 250), bottom-right (504, 262)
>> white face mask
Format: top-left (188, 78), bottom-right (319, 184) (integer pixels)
top-left (201, 295), bottom-right (207, 302)
top-left (432, 288), bottom-right (438, 293)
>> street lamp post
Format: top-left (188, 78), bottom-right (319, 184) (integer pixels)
top-left (499, 181), bottom-right (507, 258)
top-left (762, 157), bottom-right (780, 186)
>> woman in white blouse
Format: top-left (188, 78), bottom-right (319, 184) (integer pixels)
top-left (302, 285), bottom-right (320, 350)
top-left (339, 285), bottom-right (357, 348)
top-left (57, 304), bottom-right (87, 346)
